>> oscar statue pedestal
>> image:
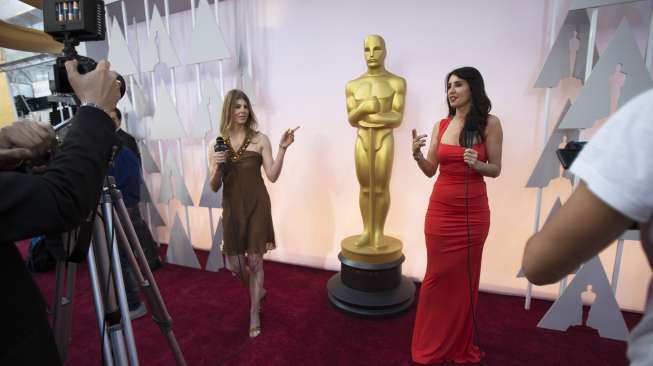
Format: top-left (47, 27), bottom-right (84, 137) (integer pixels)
top-left (327, 235), bottom-right (415, 317)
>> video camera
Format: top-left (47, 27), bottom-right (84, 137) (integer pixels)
top-left (43, 0), bottom-right (126, 98)
top-left (29, 1), bottom-right (127, 260)
top-left (30, 1), bottom-right (125, 168)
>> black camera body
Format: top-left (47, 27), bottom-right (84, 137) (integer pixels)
top-left (52, 53), bottom-right (101, 95)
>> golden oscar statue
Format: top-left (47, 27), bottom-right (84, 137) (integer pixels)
top-left (342, 34), bottom-right (405, 263)
top-left (327, 35), bottom-right (414, 317)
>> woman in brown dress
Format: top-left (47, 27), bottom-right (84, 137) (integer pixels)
top-left (208, 89), bottom-right (298, 338)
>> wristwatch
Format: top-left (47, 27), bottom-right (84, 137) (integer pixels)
top-left (80, 101), bottom-right (102, 110)
top-left (80, 101), bottom-right (111, 119)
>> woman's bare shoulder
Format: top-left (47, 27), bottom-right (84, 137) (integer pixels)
top-left (487, 114), bottom-right (501, 126)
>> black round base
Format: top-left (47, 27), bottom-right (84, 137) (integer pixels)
top-left (326, 253), bottom-right (415, 318)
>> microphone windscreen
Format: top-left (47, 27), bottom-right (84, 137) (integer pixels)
top-left (214, 136), bottom-right (226, 152)
top-left (463, 119), bottom-right (478, 148)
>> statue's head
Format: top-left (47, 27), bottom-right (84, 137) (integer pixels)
top-left (364, 35), bottom-right (386, 69)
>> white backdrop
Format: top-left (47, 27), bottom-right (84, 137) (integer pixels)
top-left (113, 0), bottom-right (653, 312)
top-left (241, 0), bottom-right (653, 312)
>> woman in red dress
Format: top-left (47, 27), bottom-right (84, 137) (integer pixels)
top-left (410, 67), bottom-right (503, 364)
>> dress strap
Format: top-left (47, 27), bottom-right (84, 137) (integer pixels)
top-left (437, 118), bottom-right (452, 143)
top-left (225, 137), bottom-right (252, 162)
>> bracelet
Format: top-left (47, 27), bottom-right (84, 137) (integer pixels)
top-left (279, 144), bottom-right (287, 150)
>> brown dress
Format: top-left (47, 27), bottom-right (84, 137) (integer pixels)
top-left (221, 150), bottom-right (276, 255)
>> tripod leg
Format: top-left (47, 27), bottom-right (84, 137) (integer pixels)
top-left (51, 260), bottom-right (77, 363)
top-left (111, 200), bottom-right (187, 366)
top-left (109, 230), bottom-right (139, 366)
top-left (100, 198), bottom-right (140, 366)
top-left (87, 242), bottom-right (116, 366)
top-left (89, 211), bottom-right (128, 365)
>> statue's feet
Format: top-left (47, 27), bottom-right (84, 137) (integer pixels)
top-left (355, 231), bottom-right (370, 247)
top-left (372, 232), bottom-right (387, 250)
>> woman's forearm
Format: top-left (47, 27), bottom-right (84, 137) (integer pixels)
top-left (267, 147), bottom-right (287, 183)
top-left (473, 161), bottom-right (501, 178)
top-left (210, 166), bottom-right (223, 191)
top-left (415, 154), bottom-right (437, 177)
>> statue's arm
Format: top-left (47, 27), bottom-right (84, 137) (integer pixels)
top-left (346, 83), bottom-right (377, 127)
top-left (366, 78), bottom-right (406, 128)
top-left (346, 94), bottom-right (361, 127)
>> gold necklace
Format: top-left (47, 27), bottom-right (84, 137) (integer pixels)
top-left (225, 137), bottom-right (251, 162)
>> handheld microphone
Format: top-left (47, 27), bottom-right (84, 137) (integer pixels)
top-left (214, 136), bottom-right (227, 153)
top-left (214, 136), bottom-right (229, 174)
top-left (464, 119), bottom-right (478, 149)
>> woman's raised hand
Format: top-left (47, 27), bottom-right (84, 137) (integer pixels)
top-left (279, 126), bottom-right (300, 150)
top-left (412, 128), bottom-right (427, 157)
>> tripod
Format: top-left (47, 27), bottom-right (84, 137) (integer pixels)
top-left (51, 176), bottom-right (187, 365)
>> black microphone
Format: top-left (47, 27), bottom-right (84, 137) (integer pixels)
top-left (214, 136), bottom-right (227, 153)
top-left (214, 136), bottom-right (228, 172)
top-left (463, 119), bottom-right (478, 149)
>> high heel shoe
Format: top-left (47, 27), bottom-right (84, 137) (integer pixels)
top-left (249, 325), bottom-right (261, 338)
top-left (249, 309), bottom-right (261, 338)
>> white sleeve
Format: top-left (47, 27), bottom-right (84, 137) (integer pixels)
top-left (569, 89), bottom-right (653, 223)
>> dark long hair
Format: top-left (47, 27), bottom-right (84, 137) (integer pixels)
top-left (445, 67), bottom-right (492, 146)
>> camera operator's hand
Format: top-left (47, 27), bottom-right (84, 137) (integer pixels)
top-left (65, 59), bottom-right (121, 122)
top-left (0, 120), bottom-right (56, 170)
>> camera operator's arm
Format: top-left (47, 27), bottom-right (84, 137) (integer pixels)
top-left (523, 89), bottom-right (653, 286)
top-left (522, 182), bottom-right (633, 285)
top-left (0, 60), bottom-right (121, 243)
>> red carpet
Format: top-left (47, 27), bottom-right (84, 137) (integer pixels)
top-left (20, 242), bottom-right (640, 366)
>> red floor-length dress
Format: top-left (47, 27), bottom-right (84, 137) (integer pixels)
top-left (411, 118), bottom-right (490, 364)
